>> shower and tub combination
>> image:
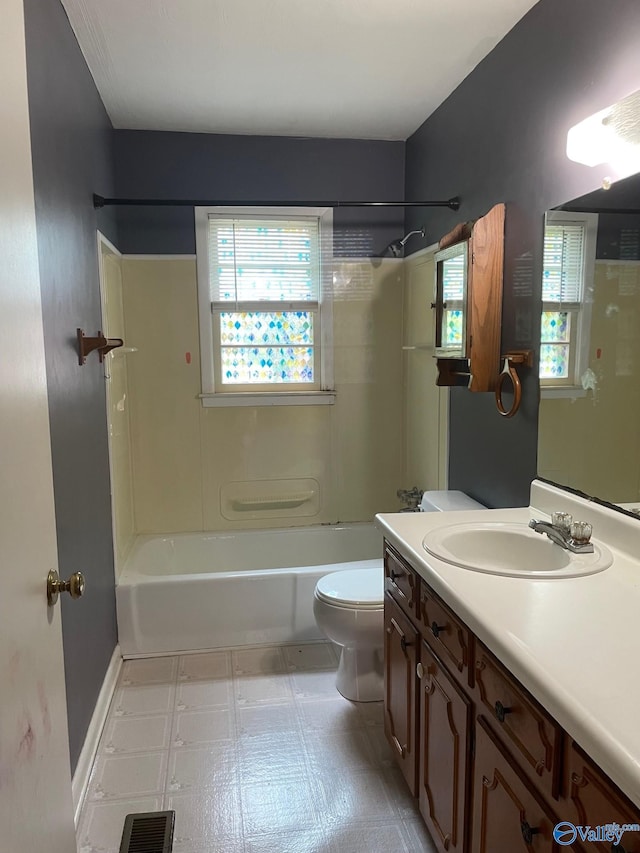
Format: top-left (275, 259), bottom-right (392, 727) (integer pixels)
top-left (117, 490), bottom-right (485, 702)
top-left (116, 522), bottom-right (383, 657)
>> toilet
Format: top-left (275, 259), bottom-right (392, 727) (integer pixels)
top-left (313, 490), bottom-right (486, 702)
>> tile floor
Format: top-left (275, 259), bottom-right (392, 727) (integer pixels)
top-left (77, 643), bottom-right (437, 853)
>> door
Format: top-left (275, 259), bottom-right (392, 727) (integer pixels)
top-left (1, 2), bottom-right (77, 851)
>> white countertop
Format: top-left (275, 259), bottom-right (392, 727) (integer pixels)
top-left (376, 480), bottom-right (640, 807)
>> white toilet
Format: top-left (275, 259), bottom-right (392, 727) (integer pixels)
top-left (313, 490), bottom-right (486, 703)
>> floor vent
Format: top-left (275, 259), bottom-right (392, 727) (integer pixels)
top-left (119, 811), bottom-right (175, 853)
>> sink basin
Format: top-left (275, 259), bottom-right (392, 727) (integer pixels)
top-left (422, 521), bottom-right (613, 578)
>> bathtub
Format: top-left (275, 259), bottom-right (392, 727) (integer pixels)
top-left (116, 523), bottom-right (383, 656)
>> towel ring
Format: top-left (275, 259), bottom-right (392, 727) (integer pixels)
top-left (496, 358), bottom-right (522, 418)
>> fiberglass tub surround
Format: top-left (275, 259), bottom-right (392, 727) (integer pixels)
top-left (375, 479), bottom-right (640, 806)
top-left (117, 523), bottom-right (383, 656)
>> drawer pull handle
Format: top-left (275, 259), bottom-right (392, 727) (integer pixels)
top-left (400, 636), bottom-right (413, 653)
top-left (431, 621), bottom-right (446, 638)
top-left (495, 701), bottom-right (512, 723)
top-left (520, 821), bottom-right (540, 845)
top-left (389, 570), bottom-right (402, 581)
top-left (391, 735), bottom-right (406, 758)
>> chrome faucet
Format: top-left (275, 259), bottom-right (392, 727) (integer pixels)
top-left (528, 518), bottom-right (594, 553)
top-left (397, 487), bottom-right (424, 512)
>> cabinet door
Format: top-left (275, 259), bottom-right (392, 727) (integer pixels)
top-left (384, 592), bottom-right (420, 796)
top-left (562, 743), bottom-right (640, 853)
top-left (472, 718), bottom-right (559, 853)
top-left (419, 641), bottom-right (471, 853)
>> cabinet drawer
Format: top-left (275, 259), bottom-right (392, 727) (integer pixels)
top-left (419, 582), bottom-right (473, 688)
top-left (471, 716), bottom-right (559, 853)
top-left (475, 643), bottom-right (562, 799)
top-left (384, 544), bottom-right (419, 621)
top-left (562, 742), bottom-right (640, 852)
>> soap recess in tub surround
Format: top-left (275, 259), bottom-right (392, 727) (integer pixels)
top-left (220, 478), bottom-right (320, 521)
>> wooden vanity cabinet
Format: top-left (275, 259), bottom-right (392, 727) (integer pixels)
top-left (382, 539), bottom-right (640, 853)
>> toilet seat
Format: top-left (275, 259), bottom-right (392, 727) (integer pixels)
top-left (314, 568), bottom-right (383, 610)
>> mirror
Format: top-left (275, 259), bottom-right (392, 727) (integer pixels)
top-left (537, 170), bottom-right (640, 510)
top-left (434, 242), bottom-right (467, 358)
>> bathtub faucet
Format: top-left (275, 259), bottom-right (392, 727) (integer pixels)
top-left (397, 487), bottom-right (424, 512)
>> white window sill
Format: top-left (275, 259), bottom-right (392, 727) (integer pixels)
top-left (540, 386), bottom-right (588, 400)
top-left (199, 391), bottom-right (336, 408)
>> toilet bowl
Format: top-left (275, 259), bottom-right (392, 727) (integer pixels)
top-left (313, 567), bottom-right (384, 702)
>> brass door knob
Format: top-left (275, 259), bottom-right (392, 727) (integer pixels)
top-left (47, 569), bottom-right (85, 606)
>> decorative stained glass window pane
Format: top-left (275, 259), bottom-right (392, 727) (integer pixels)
top-left (541, 311), bottom-right (570, 343)
top-left (539, 344), bottom-right (570, 379)
top-left (220, 311), bottom-right (313, 346)
top-left (220, 346), bottom-right (314, 384)
top-left (444, 310), bottom-right (463, 346)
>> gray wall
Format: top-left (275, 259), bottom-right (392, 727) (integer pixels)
top-left (404, 0), bottom-right (640, 508)
top-left (23, 0), bottom-right (118, 771)
top-left (113, 130), bottom-right (405, 256)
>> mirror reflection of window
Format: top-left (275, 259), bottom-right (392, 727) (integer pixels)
top-left (540, 212), bottom-right (598, 394)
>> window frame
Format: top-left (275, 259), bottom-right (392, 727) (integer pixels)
top-left (540, 211), bottom-right (598, 398)
top-left (195, 206), bottom-right (335, 407)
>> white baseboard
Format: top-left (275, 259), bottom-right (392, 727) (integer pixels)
top-left (72, 644), bottom-right (122, 826)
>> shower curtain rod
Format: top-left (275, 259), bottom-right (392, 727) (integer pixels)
top-left (92, 194), bottom-right (460, 210)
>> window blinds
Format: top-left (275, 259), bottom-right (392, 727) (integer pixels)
top-left (208, 217), bottom-right (320, 306)
top-left (542, 223), bottom-right (585, 303)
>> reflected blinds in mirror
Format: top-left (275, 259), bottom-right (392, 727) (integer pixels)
top-left (542, 224), bottom-right (585, 302)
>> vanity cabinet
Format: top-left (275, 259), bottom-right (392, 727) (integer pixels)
top-left (383, 539), bottom-right (640, 853)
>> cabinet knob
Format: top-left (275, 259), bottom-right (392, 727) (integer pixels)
top-left (389, 570), bottom-right (401, 581)
top-left (494, 701), bottom-right (512, 723)
top-left (520, 821), bottom-right (540, 845)
top-left (416, 662), bottom-right (424, 679)
top-left (431, 621), bottom-right (446, 638)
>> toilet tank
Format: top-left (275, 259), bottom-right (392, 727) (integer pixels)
top-left (419, 490), bottom-right (485, 512)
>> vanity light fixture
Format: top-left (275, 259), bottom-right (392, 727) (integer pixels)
top-left (566, 88), bottom-right (640, 186)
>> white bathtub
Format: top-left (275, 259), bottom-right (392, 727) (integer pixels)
top-left (116, 523), bottom-right (383, 656)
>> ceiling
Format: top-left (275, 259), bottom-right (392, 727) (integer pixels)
top-left (61, 0), bottom-right (539, 141)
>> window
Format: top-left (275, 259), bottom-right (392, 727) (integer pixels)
top-left (540, 212), bottom-right (597, 394)
top-left (195, 207), bottom-right (334, 406)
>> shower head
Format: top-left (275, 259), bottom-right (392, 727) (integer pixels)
top-left (379, 227), bottom-right (426, 259)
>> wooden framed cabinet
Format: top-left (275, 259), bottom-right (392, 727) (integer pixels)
top-left (383, 539), bottom-right (640, 853)
top-left (434, 202), bottom-right (505, 393)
